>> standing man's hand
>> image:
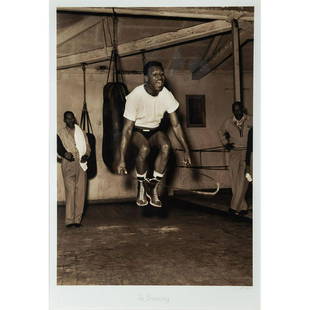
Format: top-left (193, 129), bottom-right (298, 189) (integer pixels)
top-left (116, 161), bottom-right (128, 175)
top-left (245, 164), bottom-right (253, 182)
top-left (117, 118), bottom-right (134, 175)
top-left (245, 164), bottom-right (251, 175)
top-left (184, 151), bottom-right (192, 167)
top-left (64, 152), bottom-right (74, 161)
top-left (80, 155), bottom-right (88, 163)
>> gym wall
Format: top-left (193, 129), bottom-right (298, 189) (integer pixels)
top-left (57, 64), bottom-right (253, 202)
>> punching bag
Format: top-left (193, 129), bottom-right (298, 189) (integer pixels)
top-left (80, 64), bottom-right (97, 179)
top-left (80, 108), bottom-right (97, 179)
top-left (102, 82), bottom-right (128, 173)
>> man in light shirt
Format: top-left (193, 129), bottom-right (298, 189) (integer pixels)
top-left (116, 61), bottom-right (191, 208)
top-left (57, 111), bottom-right (91, 227)
top-left (218, 102), bottom-right (253, 216)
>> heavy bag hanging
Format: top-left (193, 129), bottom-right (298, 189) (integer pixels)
top-left (102, 13), bottom-right (129, 173)
top-left (80, 64), bottom-right (97, 179)
top-left (102, 80), bottom-right (128, 173)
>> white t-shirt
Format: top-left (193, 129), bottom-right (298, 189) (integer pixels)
top-left (123, 85), bottom-right (179, 128)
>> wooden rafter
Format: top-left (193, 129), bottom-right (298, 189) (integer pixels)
top-left (57, 20), bottom-right (231, 69)
top-left (193, 35), bottom-right (222, 74)
top-left (57, 7), bottom-right (254, 22)
top-left (204, 35), bottom-right (223, 60)
top-left (57, 16), bottom-right (102, 47)
top-left (192, 30), bottom-right (252, 80)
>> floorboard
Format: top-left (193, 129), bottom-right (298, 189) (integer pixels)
top-left (57, 196), bottom-right (252, 285)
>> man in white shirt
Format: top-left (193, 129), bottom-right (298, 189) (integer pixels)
top-left (116, 61), bottom-right (191, 208)
top-left (57, 111), bottom-right (91, 227)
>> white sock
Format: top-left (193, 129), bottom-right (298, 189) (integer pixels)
top-left (136, 171), bottom-right (147, 180)
top-left (153, 170), bottom-right (164, 180)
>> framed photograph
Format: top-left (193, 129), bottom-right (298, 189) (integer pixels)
top-left (50, 1), bottom-right (259, 309)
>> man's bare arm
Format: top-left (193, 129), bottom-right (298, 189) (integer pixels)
top-left (116, 118), bottom-right (135, 174)
top-left (169, 112), bottom-right (191, 166)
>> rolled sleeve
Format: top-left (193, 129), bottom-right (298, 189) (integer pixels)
top-left (166, 91), bottom-right (179, 113)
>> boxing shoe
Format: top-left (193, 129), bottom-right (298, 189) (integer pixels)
top-left (136, 179), bottom-right (148, 207)
top-left (145, 178), bottom-right (162, 208)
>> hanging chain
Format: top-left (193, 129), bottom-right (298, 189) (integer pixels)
top-left (112, 8), bottom-right (117, 51)
top-left (105, 8), bottom-right (125, 84)
top-left (106, 49), bottom-right (113, 84)
top-left (81, 63), bottom-right (87, 114)
top-left (80, 63), bottom-right (93, 134)
top-left (102, 17), bottom-right (109, 59)
top-left (112, 8), bottom-right (118, 83)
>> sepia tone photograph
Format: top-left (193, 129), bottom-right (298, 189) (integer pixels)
top-left (55, 4), bottom-right (255, 290)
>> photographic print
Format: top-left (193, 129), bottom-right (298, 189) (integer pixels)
top-left (51, 1), bottom-right (258, 309)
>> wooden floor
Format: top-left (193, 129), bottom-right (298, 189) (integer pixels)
top-left (174, 188), bottom-right (253, 219)
top-left (57, 195), bottom-right (252, 286)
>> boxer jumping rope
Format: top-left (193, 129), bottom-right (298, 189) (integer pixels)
top-left (116, 61), bottom-right (191, 207)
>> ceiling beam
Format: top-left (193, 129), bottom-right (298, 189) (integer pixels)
top-left (57, 7), bottom-right (254, 22)
top-left (57, 16), bottom-right (102, 47)
top-left (192, 30), bottom-right (252, 80)
top-left (195, 35), bottom-right (222, 70)
top-left (57, 20), bottom-right (231, 69)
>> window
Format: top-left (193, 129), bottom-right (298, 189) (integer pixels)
top-left (186, 95), bottom-right (206, 127)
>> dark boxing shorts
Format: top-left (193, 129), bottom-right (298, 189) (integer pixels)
top-left (133, 126), bottom-right (160, 139)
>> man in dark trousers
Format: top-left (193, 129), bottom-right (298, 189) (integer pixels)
top-left (219, 102), bottom-right (253, 216)
top-left (116, 61), bottom-right (191, 208)
top-left (57, 111), bottom-right (91, 227)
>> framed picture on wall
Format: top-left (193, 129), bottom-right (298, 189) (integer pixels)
top-left (186, 94), bottom-right (206, 127)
